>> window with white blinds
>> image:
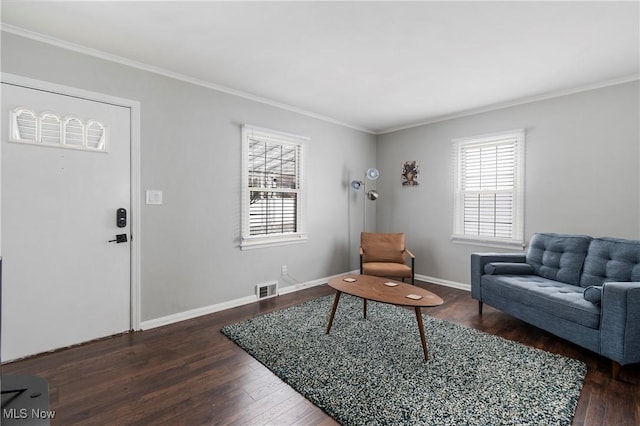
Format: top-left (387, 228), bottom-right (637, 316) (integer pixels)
top-left (241, 125), bottom-right (308, 249)
top-left (452, 130), bottom-right (525, 249)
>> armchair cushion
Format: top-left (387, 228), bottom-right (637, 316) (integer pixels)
top-left (363, 262), bottom-right (412, 278)
top-left (361, 232), bottom-right (406, 264)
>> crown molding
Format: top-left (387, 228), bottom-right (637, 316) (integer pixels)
top-left (3, 23), bottom-right (637, 137)
top-left (1, 24), bottom-right (376, 134)
top-left (377, 74), bottom-right (640, 135)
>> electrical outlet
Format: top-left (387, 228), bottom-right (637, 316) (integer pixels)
top-left (281, 265), bottom-right (287, 275)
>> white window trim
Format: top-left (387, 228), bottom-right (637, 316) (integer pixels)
top-left (240, 124), bottom-right (308, 250)
top-left (451, 129), bottom-right (525, 250)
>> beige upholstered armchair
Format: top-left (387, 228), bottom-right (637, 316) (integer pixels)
top-left (359, 232), bottom-right (415, 284)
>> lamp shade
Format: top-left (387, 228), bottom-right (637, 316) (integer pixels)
top-left (351, 180), bottom-right (363, 190)
top-left (366, 168), bottom-right (380, 180)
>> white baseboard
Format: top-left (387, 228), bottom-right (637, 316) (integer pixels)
top-left (139, 270), bottom-right (359, 330)
top-left (416, 274), bottom-right (471, 292)
top-left (140, 294), bottom-right (257, 330)
top-left (140, 270), bottom-right (466, 331)
top-left (278, 270), bottom-right (359, 295)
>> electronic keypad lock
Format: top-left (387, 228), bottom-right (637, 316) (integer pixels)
top-left (117, 208), bottom-right (127, 228)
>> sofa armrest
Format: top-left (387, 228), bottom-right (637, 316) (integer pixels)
top-left (470, 252), bottom-right (526, 300)
top-left (600, 282), bottom-right (640, 365)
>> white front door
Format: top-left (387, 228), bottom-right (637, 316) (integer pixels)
top-left (1, 82), bottom-right (132, 361)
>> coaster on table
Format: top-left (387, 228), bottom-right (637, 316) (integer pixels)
top-left (406, 294), bottom-right (423, 300)
top-left (342, 277), bottom-right (357, 283)
top-left (384, 282), bottom-right (399, 287)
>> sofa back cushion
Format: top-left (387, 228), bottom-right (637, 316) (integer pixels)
top-left (580, 237), bottom-right (640, 287)
top-left (525, 233), bottom-right (592, 286)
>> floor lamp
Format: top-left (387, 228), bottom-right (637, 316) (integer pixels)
top-left (351, 168), bottom-right (379, 231)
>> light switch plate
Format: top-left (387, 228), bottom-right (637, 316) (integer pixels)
top-left (146, 190), bottom-right (163, 205)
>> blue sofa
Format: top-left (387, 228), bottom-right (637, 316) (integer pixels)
top-left (471, 233), bottom-right (640, 378)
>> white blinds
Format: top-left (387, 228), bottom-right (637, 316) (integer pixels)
top-left (453, 130), bottom-right (525, 246)
top-left (249, 192), bottom-right (297, 235)
top-left (247, 136), bottom-right (301, 237)
top-left (241, 124), bottom-right (308, 249)
top-left (461, 140), bottom-right (516, 238)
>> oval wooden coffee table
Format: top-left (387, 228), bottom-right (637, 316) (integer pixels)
top-left (326, 275), bottom-right (443, 360)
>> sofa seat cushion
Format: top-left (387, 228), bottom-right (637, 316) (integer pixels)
top-left (581, 237), bottom-right (640, 287)
top-left (481, 274), bottom-right (601, 329)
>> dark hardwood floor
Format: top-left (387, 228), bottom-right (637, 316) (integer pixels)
top-left (2, 281), bottom-right (639, 425)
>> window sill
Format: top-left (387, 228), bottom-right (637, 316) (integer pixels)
top-left (240, 233), bottom-right (308, 250)
top-left (451, 234), bottom-right (525, 250)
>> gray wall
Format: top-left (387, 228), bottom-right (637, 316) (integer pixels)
top-left (3, 31), bottom-right (638, 321)
top-left (1, 32), bottom-right (376, 321)
top-left (376, 81), bottom-right (640, 286)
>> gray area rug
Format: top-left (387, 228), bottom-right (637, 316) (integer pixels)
top-left (221, 295), bottom-right (586, 425)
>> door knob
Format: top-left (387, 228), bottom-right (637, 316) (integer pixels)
top-left (108, 234), bottom-right (128, 243)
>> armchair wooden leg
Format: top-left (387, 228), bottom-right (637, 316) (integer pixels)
top-left (411, 257), bottom-right (415, 285)
top-left (478, 301), bottom-right (483, 315)
top-left (363, 299), bottom-right (367, 320)
top-left (612, 361), bottom-right (621, 380)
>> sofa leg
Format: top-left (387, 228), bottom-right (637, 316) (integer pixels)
top-left (612, 361), bottom-right (621, 380)
top-left (478, 301), bottom-right (483, 315)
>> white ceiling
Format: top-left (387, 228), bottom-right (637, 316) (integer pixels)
top-left (2, 1), bottom-right (638, 134)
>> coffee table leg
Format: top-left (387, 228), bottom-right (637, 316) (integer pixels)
top-left (325, 291), bottom-right (342, 334)
top-left (414, 307), bottom-right (429, 360)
